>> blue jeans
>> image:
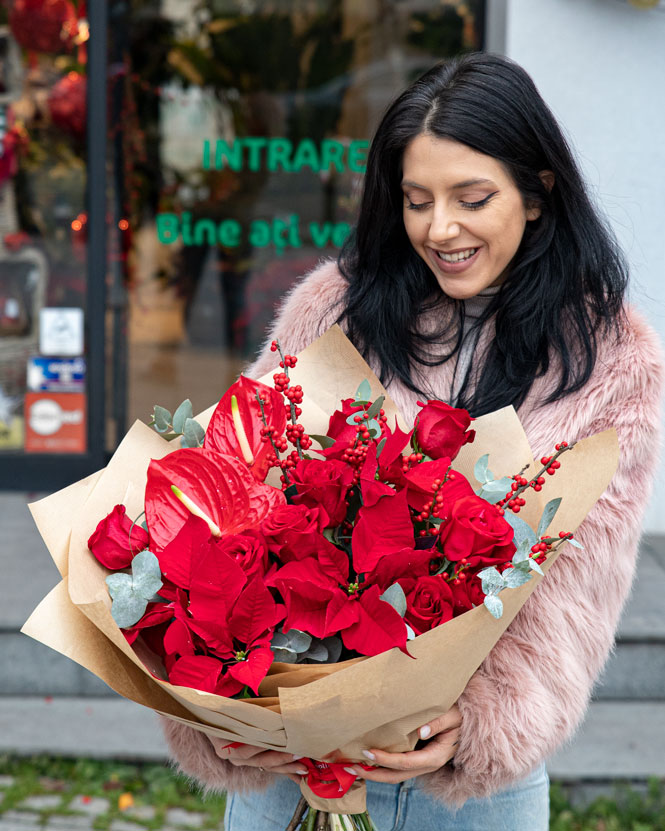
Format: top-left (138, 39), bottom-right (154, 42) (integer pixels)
top-left (224, 763), bottom-right (549, 830)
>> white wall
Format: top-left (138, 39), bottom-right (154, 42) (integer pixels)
top-left (500, 0), bottom-right (665, 533)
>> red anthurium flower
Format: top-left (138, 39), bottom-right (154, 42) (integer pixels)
top-left (288, 459), bottom-right (355, 527)
top-left (88, 504), bottom-right (150, 570)
top-left (341, 584), bottom-right (408, 656)
top-left (438, 495), bottom-right (516, 562)
top-left (404, 459), bottom-right (474, 513)
top-left (352, 489), bottom-right (414, 575)
top-left (204, 375), bottom-right (286, 481)
top-left (145, 447), bottom-right (285, 551)
top-left (414, 400), bottom-right (475, 460)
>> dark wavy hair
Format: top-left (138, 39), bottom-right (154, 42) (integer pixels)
top-left (337, 53), bottom-right (628, 416)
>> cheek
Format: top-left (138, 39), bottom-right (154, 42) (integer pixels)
top-left (403, 212), bottom-right (424, 247)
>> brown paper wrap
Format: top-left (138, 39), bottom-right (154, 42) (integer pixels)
top-left (22, 326), bottom-right (619, 813)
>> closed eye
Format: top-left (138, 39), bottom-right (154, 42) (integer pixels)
top-left (460, 191), bottom-right (499, 210)
top-left (405, 200), bottom-right (431, 211)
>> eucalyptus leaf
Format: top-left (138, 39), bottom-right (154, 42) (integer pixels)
top-left (567, 537), bottom-right (584, 549)
top-left (365, 395), bottom-right (385, 420)
top-left (153, 405), bottom-right (172, 433)
top-left (504, 568), bottom-right (533, 589)
top-left (366, 418), bottom-right (381, 438)
top-left (285, 630), bottom-right (312, 653)
top-left (321, 636), bottom-right (343, 663)
top-left (182, 418), bottom-right (205, 448)
top-left (473, 454), bottom-right (490, 484)
top-left (271, 632), bottom-right (290, 649)
top-left (478, 567), bottom-right (505, 595)
top-left (355, 379), bottom-right (372, 401)
top-left (346, 412), bottom-right (362, 426)
top-left (528, 558), bottom-right (544, 576)
top-left (105, 572), bottom-right (151, 629)
top-left (537, 497), bottom-right (562, 538)
top-left (484, 594), bottom-right (504, 620)
top-left (376, 437), bottom-right (387, 458)
top-left (271, 647), bottom-right (298, 663)
top-left (302, 642), bottom-right (328, 662)
top-left (405, 623), bottom-right (417, 641)
top-left (131, 550), bottom-right (163, 599)
top-left (172, 399), bottom-right (193, 434)
top-left (504, 511), bottom-right (538, 551)
top-left (309, 434), bottom-right (336, 449)
top-left (513, 544), bottom-right (530, 564)
top-left (380, 583), bottom-right (407, 617)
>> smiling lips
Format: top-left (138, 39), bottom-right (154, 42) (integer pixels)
top-left (430, 246), bottom-right (481, 273)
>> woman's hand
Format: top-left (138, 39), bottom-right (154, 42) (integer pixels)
top-left (209, 738), bottom-right (308, 783)
top-left (344, 705), bottom-right (461, 785)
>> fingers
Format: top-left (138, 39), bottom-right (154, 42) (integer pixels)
top-left (418, 704), bottom-right (462, 740)
top-left (353, 726), bottom-right (460, 783)
top-left (210, 740), bottom-right (306, 775)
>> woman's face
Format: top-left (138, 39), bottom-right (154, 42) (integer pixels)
top-left (401, 134), bottom-right (540, 300)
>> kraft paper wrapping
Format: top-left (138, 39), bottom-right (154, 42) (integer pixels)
top-left (22, 325), bottom-right (619, 814)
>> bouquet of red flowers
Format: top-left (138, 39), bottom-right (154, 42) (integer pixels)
top-left (24, 326), bottom-right (619, 830)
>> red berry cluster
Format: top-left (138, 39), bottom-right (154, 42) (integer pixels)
top-left (497, 441), bottom-right (570, 514)
top-left (340, 406), bottom-right (388, 485)
top-left (414, 474), bottom-right (456, 524)
top-left (402, 452), bottom-right (424, 472)
top-left (260, 425), bottom-right (287, 453)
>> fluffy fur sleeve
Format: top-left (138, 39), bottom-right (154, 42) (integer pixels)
top-left (420, 307), bottom-right (664, 806)
top-left (159, 258), bottom-right (348, 793)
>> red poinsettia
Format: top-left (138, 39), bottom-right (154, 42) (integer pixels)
top-left (204, 376), bottom-right (286, 481)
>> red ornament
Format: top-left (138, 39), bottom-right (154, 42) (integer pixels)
top-left (9, 0), bottom-right (79, 54)
top-left (48, 72), bottom-right (87, 138)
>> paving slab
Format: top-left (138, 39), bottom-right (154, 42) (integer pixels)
top-left (16, 797), bottom-right (60, 812)
top-left (67, 795), bottom-right (110, 816)
top-left (0, 698), bottom-right (168, 761)
top-left (547, 701), bottom-right (665, 779)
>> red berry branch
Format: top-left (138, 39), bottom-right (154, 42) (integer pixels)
top-left (498, 441), bottom-right (575, 513)
top-left (270, 339), bottom-right (313, 484)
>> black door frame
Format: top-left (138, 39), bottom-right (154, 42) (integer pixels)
top-left (0, 0), bottom-right (108, 492)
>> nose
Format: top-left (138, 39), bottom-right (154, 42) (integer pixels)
top-left (428, 204), bottom-right (461, 244)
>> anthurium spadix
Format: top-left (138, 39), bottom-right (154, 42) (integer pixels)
top-left (205, 376), bottom-right (287, 481)
top-left (145, 447), bottom-right (285, 551)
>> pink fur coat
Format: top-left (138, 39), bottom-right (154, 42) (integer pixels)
top-left (161, 259), bottom-right (664, 806)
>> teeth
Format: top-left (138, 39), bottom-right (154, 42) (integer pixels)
top-left (437, 248), bottom-right (477, 263)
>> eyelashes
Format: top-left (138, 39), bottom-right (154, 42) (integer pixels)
top-left (405, 191), bottom-right (499, 211)
top-left (460, 191), bottom-right (499, 210)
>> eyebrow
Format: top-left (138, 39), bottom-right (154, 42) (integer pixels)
top-left (401, 177), bottom-right (496, 189)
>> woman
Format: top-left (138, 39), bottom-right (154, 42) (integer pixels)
top-left (161, 53), bottom-right (664, 829)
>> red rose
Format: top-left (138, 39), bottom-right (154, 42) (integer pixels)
top-left (88, 504), bottom-right (150, 570)
top-left (438, 495), bottom-right (516, 562)
top-left (260, 503), bottom-right (328, 561)
top-left (289, 459), bottom-right (354, 527)
top-left (449, 572), bottom-right (485, 614)
top-left (218, 531), bottom-right (270, 579)
top-left (401, 575), bottom-right (454, 635)
top-left (414, 400), bottom-right (475, 460)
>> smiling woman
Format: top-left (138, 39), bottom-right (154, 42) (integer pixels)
top-left (400, 136), bottom-right (542, 300)
top-left (159, 53), bottom-right (664, 831)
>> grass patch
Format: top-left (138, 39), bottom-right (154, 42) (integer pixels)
top-left (550, 780), bottom-right (665, 831)
top-left (0, 754), bottom-right (225, 830)
top-left (1, 756), bottom-right (664, 829)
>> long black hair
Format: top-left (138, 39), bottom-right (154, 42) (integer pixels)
top-left (337, 53), bottom-right (628, 416)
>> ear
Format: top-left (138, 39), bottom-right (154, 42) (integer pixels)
top-left (526, 170), bottom-right (555, 221)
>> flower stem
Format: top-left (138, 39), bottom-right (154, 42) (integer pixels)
top-left (256, 390), bottom-right (291, 485)
top-left (285, 796), bottom-right (308, 831)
